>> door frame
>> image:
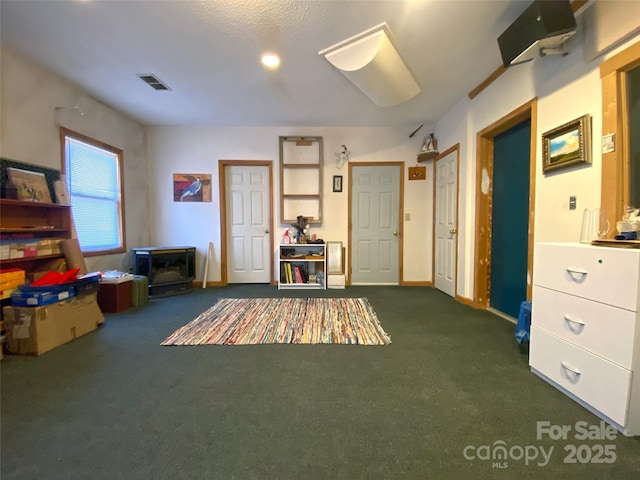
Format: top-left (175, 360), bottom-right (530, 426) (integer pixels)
top-left (600, 41), bottom-right (640, 232)
top-left (473, 98), bottom-right (537, 308)
top-left (432, 143), bottom-right (460, 298)
top-left (218, 160), bottom-right (274, 286)
top-left (347, 162), bottom-right (404, 285)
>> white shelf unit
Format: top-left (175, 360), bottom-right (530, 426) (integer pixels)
top-left (530, 242), bottom-right (640, 437)
top-left (278, 243), bottom-right (326, 290)
top-left (279, 136), bottom-right (323, 225)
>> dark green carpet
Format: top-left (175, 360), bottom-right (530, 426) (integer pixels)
top-left (1, 285), bottom-right (639, 479)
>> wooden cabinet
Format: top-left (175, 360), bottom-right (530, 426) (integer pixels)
top-left (0, 199), bottom-right (73, 272)
top-left (278, 243), bottom-right (326, 290)
top-left (530, 242), bottom-right (640, 436)
top-left (279, 136), bottom-right (323, 224)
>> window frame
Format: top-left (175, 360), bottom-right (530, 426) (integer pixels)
top-left (60, 127), bottom-right (126, 256)
top-left (600, 41), bottom-right (640, 233)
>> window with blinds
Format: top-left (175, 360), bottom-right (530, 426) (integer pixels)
top-left (61, 128), bottom-right (125, 254)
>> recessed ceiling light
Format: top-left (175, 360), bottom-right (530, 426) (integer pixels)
top-left (261, 53), bottom-right (280, 69)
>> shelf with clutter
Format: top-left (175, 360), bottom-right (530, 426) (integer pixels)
top-left (417, 133), bottom-right (439, 162)
top-left (278, 217), bottom-right (325, 290)
top-left (278, 243), bottom-right (326, 290)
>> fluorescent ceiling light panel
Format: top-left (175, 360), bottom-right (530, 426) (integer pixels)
top-left (319, 23), bottom-right (420, 107)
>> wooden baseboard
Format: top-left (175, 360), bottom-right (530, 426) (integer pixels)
top-left (193, 280), bottom-right (225, 288)
top-left (400, 281), bottom-right (433, 287)
top-left (455, 294), bottom-right (477, 308)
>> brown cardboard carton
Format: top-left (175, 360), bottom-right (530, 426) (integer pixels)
top-left (26, 258), bottom-right (67, 283)
top-left (2, 293), bottom-right (104, 356)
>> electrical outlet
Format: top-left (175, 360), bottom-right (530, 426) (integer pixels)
top-left (569, 196), bottom-right (577, 210)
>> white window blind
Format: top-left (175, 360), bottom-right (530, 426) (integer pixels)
top-left (64, 136), bottom-right (123, 252)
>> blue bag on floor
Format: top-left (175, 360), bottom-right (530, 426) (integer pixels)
top-left (515, 300), bottom-right (531, 344)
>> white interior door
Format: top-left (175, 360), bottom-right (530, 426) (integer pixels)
top-left (226, 165), bottom-right (270, 283)
top-left (434, 150), bottom-right (458, 297)
top-left (351, 165), bottom-right (400, 285)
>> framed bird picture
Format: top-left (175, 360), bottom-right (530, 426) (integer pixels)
top-left (173, 173), bottom-right (212, 202)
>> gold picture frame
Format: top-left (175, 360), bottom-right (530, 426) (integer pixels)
top-left (326, 241), bottom-right (344, 274)
top-left (6, 167), bottom-right (53, 202)
top-left (542, 114), bottom-right (591, 174)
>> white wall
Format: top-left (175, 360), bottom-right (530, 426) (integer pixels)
top-left (0, 47), bottom-right (150, 272)
top-left (4, 12), bottom-right (637, 298)
top-left (147, 126), bottom-right (433, 284)
top-left (435, 19), bottom-right (640, 300)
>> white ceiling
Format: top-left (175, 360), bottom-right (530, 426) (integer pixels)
top-left (0, 0), bottom-right (533, 128)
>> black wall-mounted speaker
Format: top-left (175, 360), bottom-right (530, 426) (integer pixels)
top-left (498, 0), bottom-right (577, 67)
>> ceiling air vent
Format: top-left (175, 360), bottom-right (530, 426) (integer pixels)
top-left (136, 73), bottom-right (172, 91)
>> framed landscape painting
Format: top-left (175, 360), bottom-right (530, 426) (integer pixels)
top-left (542, 114), bottom-right (591, 174)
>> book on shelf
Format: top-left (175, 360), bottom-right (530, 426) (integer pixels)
top-left (294, 262), bottom-right (309, 283)
top-left (285, 263), bottom-right (292, 283)
top-left (294, 265), bottom-right (303, 283)
top-left (281, 261), bottom-right (311, 284)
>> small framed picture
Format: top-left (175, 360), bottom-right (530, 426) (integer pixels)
top-left (173, 173), bottom-right (212, 202)
top-left (542, 114), bottom-right (591, 174)
top-left (333, 175), bottom-right (343, 193)
top-left (6, 167), bottom-right (53, 202)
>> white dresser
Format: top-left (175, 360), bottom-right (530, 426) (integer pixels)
top-left (530, 242), bottom-right (640, 436)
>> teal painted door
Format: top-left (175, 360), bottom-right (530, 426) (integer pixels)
top-left (490, 121), bottom-right (530, 318)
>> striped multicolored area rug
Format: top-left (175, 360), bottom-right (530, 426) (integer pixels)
top-left (161, 297), bottom-right (391, 346)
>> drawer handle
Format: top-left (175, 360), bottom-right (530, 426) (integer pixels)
top-left (563, 315), bottom-right (585, 328)
top-left (566, 267), bottom-right (589, 280)
top-left (561, 361), bottom-right (582, 376)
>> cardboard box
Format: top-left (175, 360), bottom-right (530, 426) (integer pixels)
top-left (0, 268), bottom-right (26, 282)
top-left (2, 293), bottom-right (104, 356)
top-left (26, 259), bottom-right (67, 283)
top-left (37, 239), bottom-right (62, 256)
top-left (0, 268), bottom-right (26, 290)
top-left (0, 288), bottom-right (17, 301)
top-left (11, 288), bottom-right (74, 307)
top-left (8, 244), bottom-right (24, 259)
top-left (9, 241), bottom-right (38, 259)
top-left (327, 274), bottom-right (346, 289)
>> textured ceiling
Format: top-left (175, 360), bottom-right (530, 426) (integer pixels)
top-left (0, 0), bottom-right (533, 127)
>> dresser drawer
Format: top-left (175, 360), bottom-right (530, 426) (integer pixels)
top-left (530, 326), bottom-right (631, 426)
top-left (533, 243), bottom-right (640, 311)
top-left (532, 286), bottom-right (636, 369)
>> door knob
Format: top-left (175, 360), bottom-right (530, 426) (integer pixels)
top-left (265, 228), bottom-right (270, 234)
top-left (449, 229), bottom-right (457, 234)
top-left (393, 231), bottom-right (398, 236)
